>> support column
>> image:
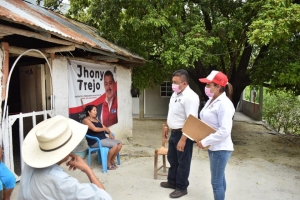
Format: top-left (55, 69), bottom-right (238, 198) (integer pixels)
top-left (1, 42), bottom-right (9, 102)
top-left (236, 89), bottom-right (244, 112)
top-left (139, 89), bottom-right (144, 119)
top-left (0, 42), bottom-right (12, 170)
top-left (0, 45), bottom-right (3, 144)
top-left (258, 86), bottom-right (263, 121)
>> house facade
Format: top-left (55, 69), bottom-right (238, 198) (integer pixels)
top-left (133, 79), bottom-right (202, 118)
top-left (0, 0), bottom-right (144, 178)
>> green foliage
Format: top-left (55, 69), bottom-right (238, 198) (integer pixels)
top-left (37, 0), bottom-right (63, 11)
top-left (43, 0), bottom-right (300, 106)
top-left (248, 0), bottom-right (300, 45)
top-left (249, 38), bottom-right (300, 95)
top-left (66, 0), bottom-right (220, 88)
top-left (263, 90), bottom-right (300, 134)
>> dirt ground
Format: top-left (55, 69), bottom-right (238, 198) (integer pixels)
top-left (132, 119), bottom-right (300, 172)
top-left (231, 121), bottom-right (300, 172)
top-left (130, 119), bottom-right (300, 199)
top-left (11, 118), bottom-right (300, 199)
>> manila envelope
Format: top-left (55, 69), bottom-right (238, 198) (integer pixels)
top-left (182, 114), bottom-right (216, 142)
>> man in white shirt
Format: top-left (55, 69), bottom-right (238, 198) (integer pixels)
top-left (17, 115), bottom-right (112, 200)
top-left (160, 69), bottom-right (199, 198)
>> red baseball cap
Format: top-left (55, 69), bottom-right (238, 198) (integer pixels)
top-left (199, 70), bottom-right (228, 87)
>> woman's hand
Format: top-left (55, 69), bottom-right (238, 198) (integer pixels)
top-left (197, 140), bottom-right (205, 149)
top-left (109, 134), bottom-right (115, 140)
top-left (106, 128), bottom-right (111, 134)
top-left (103, 125), bottom-right (111, 134)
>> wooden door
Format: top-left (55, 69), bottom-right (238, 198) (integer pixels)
top-left (45, 62), bottom-right (52, 110)
top-left (19, 64), bottom-right (46, 135)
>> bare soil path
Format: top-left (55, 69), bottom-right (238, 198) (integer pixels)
top-left (11, 118), bottom-right (300, 200)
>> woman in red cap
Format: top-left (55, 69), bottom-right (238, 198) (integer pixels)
top-left (198, 70), bottom-right (235, 200)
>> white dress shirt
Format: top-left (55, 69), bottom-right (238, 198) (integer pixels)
top-left (167, 85), bottom-right (199, 129)
top-left (17, 164), bottom-right (112, 200)
top-left (200, 92), bottom-right (235, 151)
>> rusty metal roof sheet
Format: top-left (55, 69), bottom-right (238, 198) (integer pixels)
top-left (0, 0), bottom-right (145, 62)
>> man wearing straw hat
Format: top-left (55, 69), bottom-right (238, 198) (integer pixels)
top-left (17, 115), bottom-right (112, 200)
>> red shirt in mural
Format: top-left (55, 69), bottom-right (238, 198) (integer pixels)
top-left (100, 95), bottom-right (118, 127)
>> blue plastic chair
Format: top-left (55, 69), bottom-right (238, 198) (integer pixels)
top-left (86, 132), bottom-right (121, 173)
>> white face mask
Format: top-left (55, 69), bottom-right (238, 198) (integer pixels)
top-left (204, 86), bottom-right (215, 97)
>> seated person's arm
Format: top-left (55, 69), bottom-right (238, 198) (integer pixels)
top-left (82, 118), bottom-right (109, 133)
top-left (58, 156), bottom-right (112, 200)
top-left (104, 129), bottom-right (114, 139)
top-left (66, 154), bottom-right (105, 189)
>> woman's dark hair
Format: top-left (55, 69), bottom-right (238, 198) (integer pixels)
top-left (217, 83), bottom-right (233, 100)
top-left (84, 105), bottom-right (96, 116)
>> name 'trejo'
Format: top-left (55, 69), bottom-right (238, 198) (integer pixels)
top-left (76, 65), bottom-right (105, 92)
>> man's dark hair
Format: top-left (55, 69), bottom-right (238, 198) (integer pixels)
top-left (104, 70), bottom-right (115, 82)
top-left (172, 69), bottom-right (189, 83)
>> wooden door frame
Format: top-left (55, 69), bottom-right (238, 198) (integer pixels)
top-left (1, 49), bottom-right (54, 177)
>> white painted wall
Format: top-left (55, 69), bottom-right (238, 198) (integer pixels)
top-left (132, 97), bottom-right (139, 114)
top-left (134, 79), bottom-right (201, 117)
top-left (52, 58), bottom-right (69, 117)
top-left (144, 85), bottom-right (170, 116)
top-left (52, 58), bottom-right (133, 144)
top-left (240, 100), bottom-right (262, 121)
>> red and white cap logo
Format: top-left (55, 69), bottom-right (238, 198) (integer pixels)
top-left (199, 70), bottom-right (228, 87)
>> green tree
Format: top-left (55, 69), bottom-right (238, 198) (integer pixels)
top-left (263, 91), bottom-right (300, 134)
top-left (36, 0), bottom-right (63, 11)
top-left (61, 0), bottom-right (300, 107)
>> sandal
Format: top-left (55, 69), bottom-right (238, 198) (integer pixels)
top-left (107, 165), bottom-right (116, 170)
top-left (111, 162), bottom-right (118, 168)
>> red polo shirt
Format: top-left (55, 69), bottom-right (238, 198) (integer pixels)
top-left (101, 95), bottom-right (118, 127)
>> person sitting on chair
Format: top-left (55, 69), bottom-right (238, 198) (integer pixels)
top-left (17, 115), bottom-right (112, 200)
top-left (0, 145), bottom-right (15, 200)
top-left (82, 105), bottom-right (122, 170)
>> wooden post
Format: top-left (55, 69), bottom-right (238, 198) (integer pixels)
top-left (9, 46), bottom-right (50, 58)
top-left (139, 89), bottom-right (144, 119)
top-left (45, 59), bottom-right (53, 110)
top-left (1, 42), bottom-right (9, 100)
top-left (258, 86), bottom-right (263, 121)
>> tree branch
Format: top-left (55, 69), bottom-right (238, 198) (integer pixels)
top-left (220, 55), bottom-right (226, 72)
top-left (251, 45), bottom-right (270, 70)
top-left (200, 6), bottom-right (212, 32)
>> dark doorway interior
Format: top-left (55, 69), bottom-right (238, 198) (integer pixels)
top-left (4, 56), bottom-right (47, 176)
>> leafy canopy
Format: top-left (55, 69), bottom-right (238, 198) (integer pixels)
top-left (44, 0), bottom-right (300, 106)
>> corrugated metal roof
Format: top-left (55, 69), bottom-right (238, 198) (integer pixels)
top-left (0, 0), bottom-right (145, 62)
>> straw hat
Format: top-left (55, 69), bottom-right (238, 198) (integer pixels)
top-left (22, 115), bottom-right (88, 168)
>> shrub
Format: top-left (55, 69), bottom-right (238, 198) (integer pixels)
top-left (263, 91), bottom-right (300, 134)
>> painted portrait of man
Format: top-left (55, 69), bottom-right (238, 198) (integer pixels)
top-left (98, 70), bottom-right (118, 127)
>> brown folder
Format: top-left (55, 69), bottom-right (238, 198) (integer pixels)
top-left (182, 114), bottom-right (216, 142)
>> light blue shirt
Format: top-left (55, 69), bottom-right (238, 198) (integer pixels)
top-left (17, 164), bottom-right (112, 200)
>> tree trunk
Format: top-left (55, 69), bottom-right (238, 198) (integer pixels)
top-left (189, 62), bottom-right (251, 108)
top-left (189, 75), bottom-right (248, 109)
